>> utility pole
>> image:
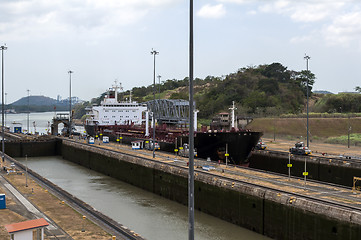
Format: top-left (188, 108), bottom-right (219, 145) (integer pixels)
top-left (157, 75), bottom-right (161, 99)
top-left (348, 115), bottom-right (351, 148)
top-left (150, 49), bottom-right (159, 158)
top-left (68, 70), bottom-right (73, 136)
top-left (188, 0), bottom-right (195, 239)
top-left (304, 54), bottom-right (311, 148)
top-left (27, 89), bottom-right (30, 134)
top-left (303, 54), bottom-right (311, 189)
top-left (25, 154), bottom-right (28, 187)
top-left (1, 45), bottom-right (7, 169)
top-left (4, 92), bottom-right (7, 129)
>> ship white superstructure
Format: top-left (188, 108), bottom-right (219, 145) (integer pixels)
top-left (85, 83), bottom-right (148, 126)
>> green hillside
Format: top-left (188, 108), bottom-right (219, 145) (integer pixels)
top-left (128, 62), bottom-right (314, 119)
top-left (247, 117), bottom-right (361, 145)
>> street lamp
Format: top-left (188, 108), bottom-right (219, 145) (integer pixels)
top-left (1, 45), bottom-right (7, 169)
top-left (304, 54), bottom-right (311, 189)
top-left (150, 49), bottom-right (159, 159)
top-left (27, 89), bottom-right (30, 134)
top-left (157, 74), bottom-right (161, 99)
top-left (188, 0), bottom-right (195, 239)
top-left (5, 92), bottom-right (7, 129)
top-left (304, 54), bottom-right (311, 148)
top-left (68, 70), bottom-right (73, 136)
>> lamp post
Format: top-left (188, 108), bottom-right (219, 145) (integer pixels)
top-left (348, 115), bottom-right (351, 148)
top-left (304, 54), bottom-right (311, 189)
top-left (188, 0), bottom-right (195, 239)
top-left (5, 92), bottom-right (7, 129)
top-left (25, 154), bottom-right (28, 187)
top-left (27, 89), bottom-right (30, 134)
top-left (68, 70), bottom-right (73, 136)
top-left (304, 55), bottom-right (311, 148)
top-left (157, 74), bottom-right (161, 99)
top-left (1, 45), bottom-right (7, 169)
top-left (150, 49), bottom-right (159, 159)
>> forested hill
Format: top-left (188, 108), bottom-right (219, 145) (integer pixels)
top-left (128, 63), bottom-right (315, 119)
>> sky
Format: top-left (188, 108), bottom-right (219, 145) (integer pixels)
top-left (1, 0), bottom-right (361, 104)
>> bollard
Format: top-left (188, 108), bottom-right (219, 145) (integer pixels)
top-left (82, 216), bottom-right (86, 232)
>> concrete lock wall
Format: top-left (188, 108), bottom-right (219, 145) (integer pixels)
top-left (61, 140), bottom-right (361, 240)
top-left (250, 151), bottom-right (361, 187)
top-left (5, 140), bottom-right (61, 158)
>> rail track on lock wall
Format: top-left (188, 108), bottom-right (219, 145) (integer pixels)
top-left (66, 139), bottom-right (361, 214)
top-left (8, 153), bottom-right (145, 240)
top-left (261, 148), bottom-right (361, 165)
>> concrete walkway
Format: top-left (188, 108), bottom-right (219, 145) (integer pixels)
top-left (0, 173), bottom-right (72, 239)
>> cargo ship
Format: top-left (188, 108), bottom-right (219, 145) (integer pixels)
top-left (85, 83), bottom-right (262, 165)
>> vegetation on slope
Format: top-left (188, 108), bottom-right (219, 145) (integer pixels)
top-left (312, 93), bottom-right (361, 113)
top-left (247, 117), bottom-right (361, 145)
top-left (129, 63), bottom-right (315, 119)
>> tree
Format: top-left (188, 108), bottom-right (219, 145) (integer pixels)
top-left (295, 70), bottom-right (316, 96)
top-left (258, 78), bottom-right (279, 95)
top-left (355, 86), bottom-right (361, 93)
top-left (262, 63), bottom-right (291, 83)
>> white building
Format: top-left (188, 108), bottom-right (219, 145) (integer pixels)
top-left (5, 218), bottom-right (49, 240)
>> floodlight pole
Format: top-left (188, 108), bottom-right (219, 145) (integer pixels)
top-left (68, 70), bottom-right (73, 136)
top-left (25, 154), bottom-right (28, 187)
top-left (4, 93), bottom-right (7, 129)
top-left (27, 89), bottom-right (30, 134)
top-left (188, 0), bottom-right (195, 239)
top-left (157, 74), bottom-right (161, 99)
top-left (1, 45), bottom-right (7, 169)
top-left (151, 49), bottom-right (159, 158)
top-left (304, 54), bottom-right (311, 189)
top-left (304, 55), bottom-right (311, 148)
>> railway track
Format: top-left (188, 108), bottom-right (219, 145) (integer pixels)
top-left (262, 148), bottom-right (361, 165)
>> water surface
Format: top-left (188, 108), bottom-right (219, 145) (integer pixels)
top-left (18, 156), bottom-right (271, 240)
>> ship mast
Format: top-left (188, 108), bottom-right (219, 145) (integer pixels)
top-left (112, 80), bottom-right (118, 102)
top-left (229, 101), bottom-right (237, 129)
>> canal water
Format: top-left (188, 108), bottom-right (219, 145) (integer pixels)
top-left (17, 156), bottom-right (271, 240)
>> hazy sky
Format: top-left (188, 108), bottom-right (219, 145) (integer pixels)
top-left (1, 0), bottom-right (361, 103)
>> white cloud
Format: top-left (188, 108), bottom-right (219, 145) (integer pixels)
top-left (0, 0), bottom-right (179, 41)
top-left (290, 35), bottom-right (313, 44)
top-left (197, 4), bottom-right (226, 19)
top-left (247, 10), bottom-right (257, 15)
top-left (217, 0), bottom-right (252, 3)
top-left (259, 1), bottom-right (346, 23)
top-left (217, 0), bottom-right (361, 47)
top-left (323, 11), bottom-right (361, 46)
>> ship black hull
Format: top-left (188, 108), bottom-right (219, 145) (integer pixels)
top-left (194, 132), bottom-right (262, 166)
top-left (85, 124), bottom-right (262, 166)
